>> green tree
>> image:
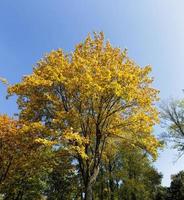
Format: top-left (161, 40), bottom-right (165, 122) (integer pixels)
top-left (93, 146), bottom-right (162, 200)
top-left (154, 186), bottom-right (168, 200)
top-left (168, 171), bottom-right (184, 200)
top-left (45, 155), bottom-right (80, 200)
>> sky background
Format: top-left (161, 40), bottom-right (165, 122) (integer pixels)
top-left (0, 0), bottom-right (184, 186)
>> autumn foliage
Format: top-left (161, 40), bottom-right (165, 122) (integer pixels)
top-left (1, 33), bottom-right (161, 200)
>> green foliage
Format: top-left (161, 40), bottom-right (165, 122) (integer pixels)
top-left (154, 186), bottom-right (168, 200)
top-left (45, 157), bottom-right (79, 200)
top-left (167, 171), bottom-right (184, 200)
top-left (93, 147), bottom-right (162, 200)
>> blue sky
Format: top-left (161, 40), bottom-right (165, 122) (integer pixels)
top-left (1, 0), bottom-right (184, 186)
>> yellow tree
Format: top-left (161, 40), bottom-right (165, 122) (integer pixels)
top-left (8, 33), bottom-right (161, 200)
top-left (0, 115), bottom-right (19, 185)
top-left (0, 115), bottom-right (50, 198)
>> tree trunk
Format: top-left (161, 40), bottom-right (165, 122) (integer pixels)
top-left (84, 183), bottom-right (93, 200)
top-left (84, 166), bottom-right (99, 200)
top-left (100, 180), bottom-right (104, 200)
top-left (109, 178), bottom-right (115, 200)
top-left (108, 161), bottom-right (115, 200)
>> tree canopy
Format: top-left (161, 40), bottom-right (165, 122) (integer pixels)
top-left (0, 32), bottom-right (162, 200)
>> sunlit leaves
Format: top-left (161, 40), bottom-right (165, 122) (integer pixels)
top-left (7, 33), bottom-right (161, 198)
top-left (8, 33), bottom-right (160, 160)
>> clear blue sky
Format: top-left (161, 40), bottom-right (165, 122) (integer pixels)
top-left (1, 0), bottom-right (184, 186)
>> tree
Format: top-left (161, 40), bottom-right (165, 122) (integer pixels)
top-left (0, 115), bottom-right (20, 186)
top-left (93, 146), bottom-right (162, 200)
top-left (8, 32), bottom-right (161, 200)
top-left (168, 171), bottom-right (184, 200)
top-left (0, 115), bottom-right (51, 199)
top-left (154, 186), bottom-right (168, 200)
top-left (45, 153), bottom-right (80, 200)
top-left (160, 100), bottom-right (184, 154)
top-left (118, 148), bottom-right (162, 200)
